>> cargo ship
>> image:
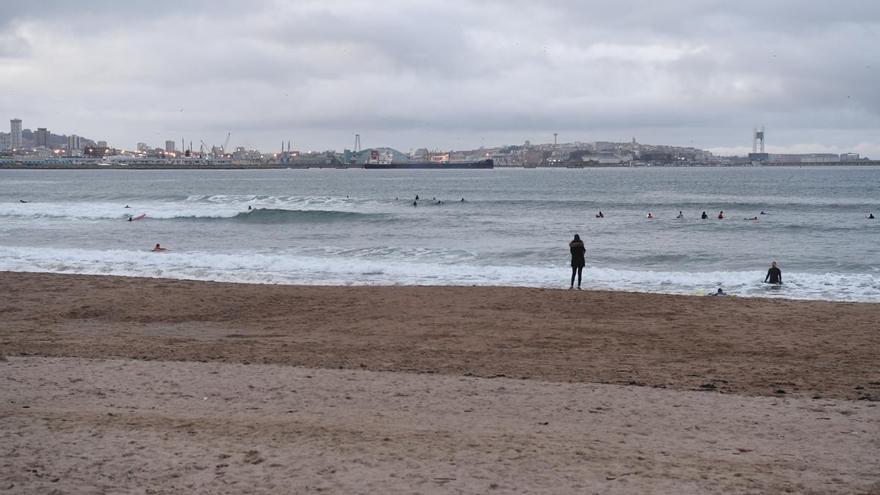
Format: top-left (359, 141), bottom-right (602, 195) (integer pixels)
top-left (364, 159), bottom-right (493, 169)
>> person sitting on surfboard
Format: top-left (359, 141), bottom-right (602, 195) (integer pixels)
top-left (151, 243), bottom-right (167, 252)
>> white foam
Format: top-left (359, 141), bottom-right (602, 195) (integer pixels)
top-left (1, 246), bottom-right (877, 303)
top-left (0, 196), bottom-right (390, 221)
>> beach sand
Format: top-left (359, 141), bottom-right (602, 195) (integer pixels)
top-left (1, 272), bottom-right (879, 493)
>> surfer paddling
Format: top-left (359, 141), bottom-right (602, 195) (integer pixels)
top-left (151, 243), bottom-right (167, 252)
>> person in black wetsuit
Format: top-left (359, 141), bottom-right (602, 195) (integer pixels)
top-left (764, 261), bottom-right (782, 284)
top-left (869, 213), bottom-right (875, 219)
top-left (701, 211), bottom-right (708, 220)
top-left (569, 234), bottom-right (586, 290)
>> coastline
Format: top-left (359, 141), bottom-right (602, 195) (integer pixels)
top-left (2, 271), bottom-right (878, 400)
top-left (2, 271), bottom-right (879, 493)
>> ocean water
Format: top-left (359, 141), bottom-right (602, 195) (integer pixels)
top-left (1, 167), bottom-right (878, 302)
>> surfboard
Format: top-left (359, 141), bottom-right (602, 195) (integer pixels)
top-left (131, 214), bottom-right (146, 221)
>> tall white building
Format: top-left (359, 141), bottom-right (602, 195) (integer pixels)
top-left (165, 140), bottom-right (176, 153)
top-left (67, 134), bottom-right (83, 150)
top-left (10, 119), bottom-right (22, 149)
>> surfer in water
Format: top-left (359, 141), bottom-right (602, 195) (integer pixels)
top-left (701, 211), bottom-right (708, 220)
top-left (676, 211), bottom-right (684, 219)
top-left (718, 210), bottom-right (725, 220)
top-left (151, 243), bottom-right (167, 252)
top-left (764, 261), bottom-right (782, 285)
top-left (569, 234), bottom-right (586, 290)
top-left (646, 212), bottom-right (654, 219)
top-left (869, 213), bottom-right (875, 219)
top-left (596, 211), bottom-right (604, 218)
top-left (709, 288), bottom-right (726, 296)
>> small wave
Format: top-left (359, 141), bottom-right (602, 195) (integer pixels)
top-left (170, 208), bottom-right (386, 224)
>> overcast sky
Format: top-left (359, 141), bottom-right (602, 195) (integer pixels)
top-left (1, 0), bottom-right (878, 155)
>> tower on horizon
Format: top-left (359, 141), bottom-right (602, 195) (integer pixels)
top-left (752, 126), bottom-right (766, 154)
top-left (35, 128), bottom-right (50, 148)
top-left (10, 119), bottom-right (22, 149)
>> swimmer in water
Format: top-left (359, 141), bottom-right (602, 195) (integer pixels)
top-left (124, 205), bottom-right (131, 208)
top-left (760, 211), bottom-right (767, 215)
top-left (676, 211), bottom-right (684, 219)
top-left (596, 211), bottom-right (604, 218)
top-left (701, 211), bottom-right (708, 220)
top-left (718, 210), bottom-right (724, 220)
top-left (764, 261), bottom-right (782, 285)
top-left (151, 243), bottom-right (167, 252)
top-left (869, 213), bottom-right (875, 219)
top-left (647, 212), bottom-right (654, 219)
top-left (745, 216), bottom-right (758, 221)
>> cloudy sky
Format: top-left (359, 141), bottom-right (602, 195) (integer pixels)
top-left (1, 0), bottom-right (878, 155)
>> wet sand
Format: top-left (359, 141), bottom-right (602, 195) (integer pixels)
top-left (1, 272), bottom-right (879, 493)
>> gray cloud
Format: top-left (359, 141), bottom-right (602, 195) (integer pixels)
top-left (1, 0), bottom-right (878, 155)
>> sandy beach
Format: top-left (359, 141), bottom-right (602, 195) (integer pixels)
top-left (1, 271), bottom-right (879, 493)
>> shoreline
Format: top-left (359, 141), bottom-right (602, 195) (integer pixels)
top-left (3, 271), bottom-right (879, 493)
top-left (3, 267), bottom-right (875, 304)
top-left (3, 271), bottom-right (878, 401)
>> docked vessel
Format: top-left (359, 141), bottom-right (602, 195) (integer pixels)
top-left (364, 159), bottom-right (493, 169)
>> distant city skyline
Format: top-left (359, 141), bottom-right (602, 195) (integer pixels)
top-left (1, 1), bottom-right (878, 155)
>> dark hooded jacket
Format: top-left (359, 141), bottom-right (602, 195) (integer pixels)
top-left (570, 238), bottom-right (586, 268)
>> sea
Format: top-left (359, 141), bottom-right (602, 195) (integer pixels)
top-left (1, 167), bottom-right (878, 302)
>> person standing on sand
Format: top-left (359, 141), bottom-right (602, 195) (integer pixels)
top-left (569, 234), bottom-right (586, 290)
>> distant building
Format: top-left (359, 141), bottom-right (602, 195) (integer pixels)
top-left (10, 119), bottom-right (22, 149)
top-left (136, 142), bottom-right (148, 152)
top-left (165, 140), bottom-right (176, 153)
top-left (840, 153), bottom-right (860, 161)
top-left (0, 134), bottom-right (9, 151)
top-left (83, 145), bottom-right (109, 158)
top-left (67, 134), bottom-right (83, 151)
top-left (97, 140), bottom-right (108, 148)
top-left (35, 128), bottom-right (50, 148)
